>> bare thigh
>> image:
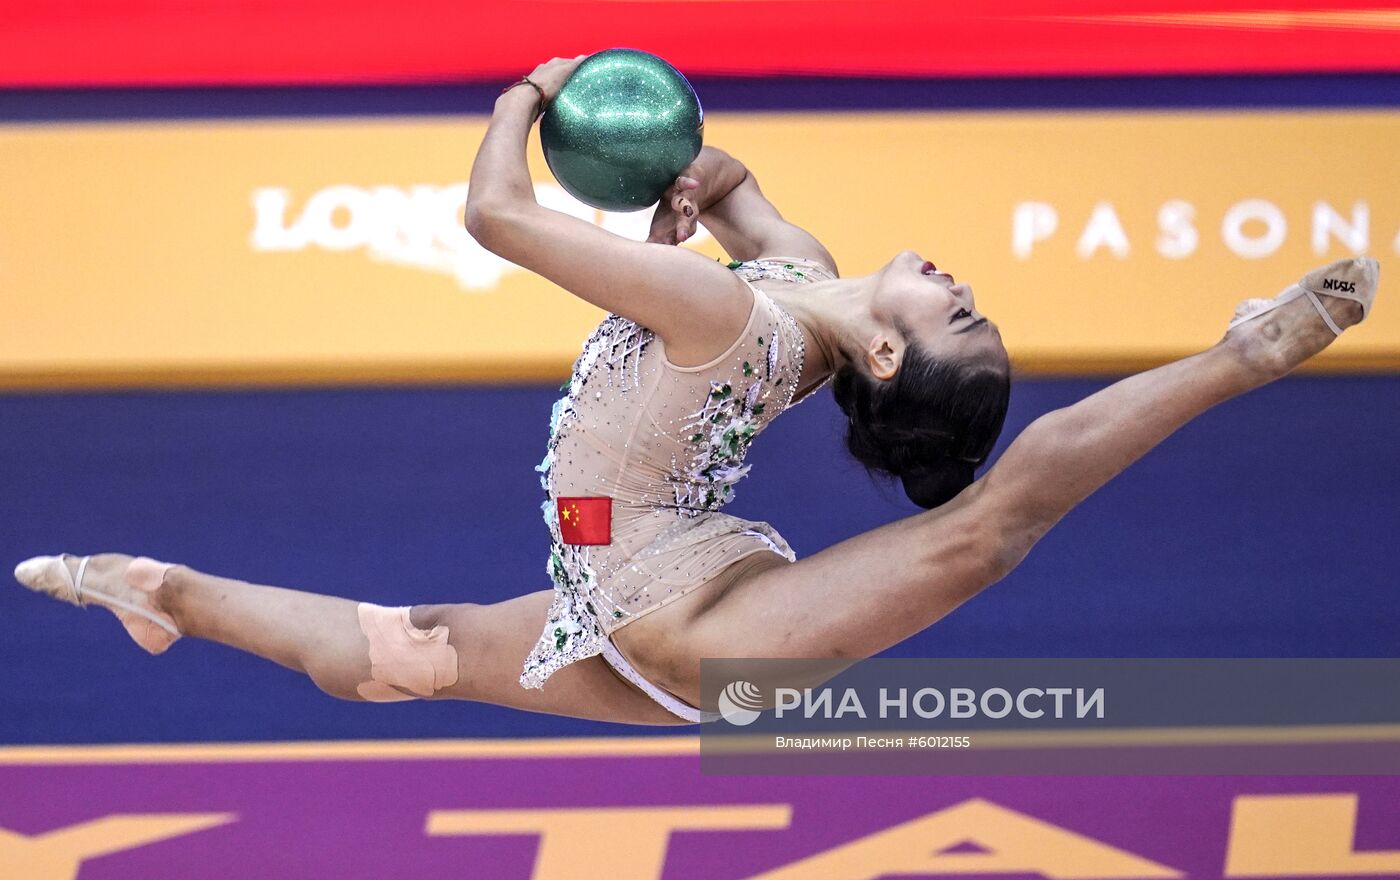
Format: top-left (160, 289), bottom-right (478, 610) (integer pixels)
top-left (590, 501), bottom-right (986, 708)
top-left (600, 551), bottom-right (789, 706)
top-left (434, 590), bottom-right (692, 726)
top-left (652, 491), bottom-right (999, 704)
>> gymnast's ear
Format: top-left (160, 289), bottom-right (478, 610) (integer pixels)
top-left (865, 335), bottom-right (902, 381)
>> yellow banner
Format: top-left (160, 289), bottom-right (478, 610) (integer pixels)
top-left (1, 110), bottom-right (1396, 388)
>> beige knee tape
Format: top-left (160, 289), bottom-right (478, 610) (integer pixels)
top-left (356, 603), bottom-right (460, 702)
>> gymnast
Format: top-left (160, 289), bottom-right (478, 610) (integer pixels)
top-left (15, 57), bottom-right (1381, 724)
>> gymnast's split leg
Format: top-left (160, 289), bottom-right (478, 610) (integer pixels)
top-left (670, 259), bottom-right (1380, 703)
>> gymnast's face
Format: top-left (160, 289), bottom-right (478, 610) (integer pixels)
top-left (862, 249), bottom-right (1007, 379)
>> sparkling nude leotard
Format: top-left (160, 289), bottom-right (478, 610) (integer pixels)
top-left (520, 257), bottom-right (836, 711)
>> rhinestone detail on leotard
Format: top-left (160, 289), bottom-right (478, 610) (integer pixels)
top-left (519, 257), bottom-right (831, 690)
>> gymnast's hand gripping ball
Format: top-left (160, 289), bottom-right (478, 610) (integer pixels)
top-left (540, 49), bottom-right (704, 213)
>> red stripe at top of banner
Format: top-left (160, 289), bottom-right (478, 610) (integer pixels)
top-left (2, 2), bottom-right (1399, 87)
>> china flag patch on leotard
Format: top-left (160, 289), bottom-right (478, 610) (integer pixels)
top-left (556, 497), bottom-right (612, 545)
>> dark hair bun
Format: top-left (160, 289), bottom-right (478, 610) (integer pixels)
top-left (831, 343), bottom-right (1010, 511)
top-left (899, 459), bottom-right (976, 509)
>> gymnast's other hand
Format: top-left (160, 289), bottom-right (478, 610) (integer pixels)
top-left (524, 55), bottom-right (589, 104)
top-left (647, 166), bottom-right (702, 246)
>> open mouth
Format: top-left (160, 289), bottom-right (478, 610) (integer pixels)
top-left (920, 261), bottom-right (955, 283)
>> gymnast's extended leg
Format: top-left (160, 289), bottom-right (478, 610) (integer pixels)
top-left (13, 555), bottom-right (688, 725)
top-left (673, 260), bottom-right (1377, 697)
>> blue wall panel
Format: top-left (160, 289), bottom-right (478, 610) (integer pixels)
top-left (1, 375), bottom-right (1396, 743)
